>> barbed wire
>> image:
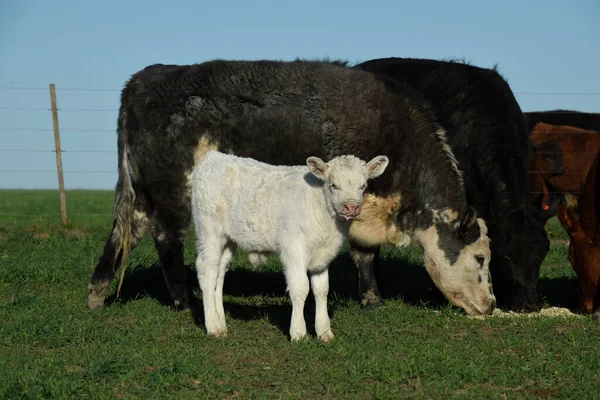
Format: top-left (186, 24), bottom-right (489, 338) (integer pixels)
top-left (0, 170), bottom-right (114, 173)
top-left (1, 85), bottom-right (600, 96)
top-left (0, 149), bottom-right (116, 153)
top-left (0, 107), bottom-right (118, 112)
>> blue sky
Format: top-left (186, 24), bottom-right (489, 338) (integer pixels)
top-left (1, 0), bottom-right (599, 189)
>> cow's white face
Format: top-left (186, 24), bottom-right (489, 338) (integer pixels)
top-left (412, 208), bottom-right (495, 316)
top-left (307, 155), bottom-right (389, 220)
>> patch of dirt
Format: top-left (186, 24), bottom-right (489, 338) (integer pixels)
top-left (66, 228), bottom-right (92, 238)
top-left (23, 225), bottom-right (51, 240)
top-left (140, 365), bottom-right (158, 374)
top-left (528, 388), bottom-right (561, 399)
top-left (64, 365), bottom-right (85, 373)
top-left (0, 230), bottom-right (7, 241)
top-left (469, 307), bottom-right (582, 320)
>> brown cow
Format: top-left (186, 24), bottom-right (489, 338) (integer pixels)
top-left (557, 150), bottom-right (600, 320)
top-left (528, 138), bottom-right (565, 211)
top-left (529, 122), bottom-right (600, 211)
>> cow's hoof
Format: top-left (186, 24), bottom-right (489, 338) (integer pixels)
top-left (87, 293), bottom-right (106, 309)
top-left (360, 292), bottom-right (385, 309)
top-left (173, 300), bottom-right (192, 312)
top-left (87, 282), bottom-right (109, 309)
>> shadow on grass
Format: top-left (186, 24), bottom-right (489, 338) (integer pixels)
top-left (107, 248), bottom-right (584, 336)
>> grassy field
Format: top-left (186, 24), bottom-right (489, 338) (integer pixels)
top-left (1, 190), bottom-right (599, 399)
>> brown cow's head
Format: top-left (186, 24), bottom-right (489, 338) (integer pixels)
top-left (530, 139), bottom-right (566, 178)
top-left (529, 139), bottom-right (566, 214)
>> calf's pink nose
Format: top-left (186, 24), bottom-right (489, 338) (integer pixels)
top-left (343, 203), bottom-right (360, 216)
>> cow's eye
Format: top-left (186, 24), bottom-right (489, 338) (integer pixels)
top-left (360, 184), bottom-right (367, 191)
top-left (330, 184), bottom-right (339, 190)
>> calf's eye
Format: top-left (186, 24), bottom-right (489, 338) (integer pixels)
top-left (360, 184), bottom-right (367, 191)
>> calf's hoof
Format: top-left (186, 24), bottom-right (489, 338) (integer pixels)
top-left (319, 330), bottom-right (335, 343)
top-left (290, 332), bottom-right (308, 342)
top-left (207, 328), bottom-right (228, 338)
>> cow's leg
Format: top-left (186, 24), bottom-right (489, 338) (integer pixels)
top-left (310, 268), bottom-right (334, 342)
top-left (151, 210), bottom-right (192, 311)
top-left (349, 242), bottom-right (384, 308)
top-left (87, 201), bottom-right (151, 309)
top-left (281, 248), bottom-right (309, 342)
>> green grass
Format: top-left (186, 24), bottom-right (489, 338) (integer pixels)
top-left (1, 190), bottom-right (599, 399)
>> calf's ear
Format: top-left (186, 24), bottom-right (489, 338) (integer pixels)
top-left (365, 156), bottom-right (389, 179)
top-left (306, 157), bottom-right (329, 180)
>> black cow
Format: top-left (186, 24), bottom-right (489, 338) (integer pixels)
top-left (525, 110), bottom-right (600, 133)
top-left (356, 57), bottom-right (554, 311)
top-left (87, 60), bottom-right (496, 316)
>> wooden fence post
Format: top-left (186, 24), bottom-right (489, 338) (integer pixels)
top-left (49, 83), bottom-right (68, 225)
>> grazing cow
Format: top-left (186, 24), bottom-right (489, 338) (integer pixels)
top-left (528, 139), bottom-right (565, 211)
top-left (355, 57), bottom-right (553, 311)
top-left (193, 151), bottom-right (396, 341)
top-left (529, 123), bottom-right (600, 211)
top-left (557, 151), bottom-right (600, 320)
top-left (87, 59), bottom-right (495, 317)
top-left (525, 110), bottom-right (600, 133)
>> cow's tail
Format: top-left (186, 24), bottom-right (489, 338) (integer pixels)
top-left (113, 110), bottom-right (136, 299)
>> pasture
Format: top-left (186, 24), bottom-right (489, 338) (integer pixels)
top-left (1, 190), bottom-right (599, 399)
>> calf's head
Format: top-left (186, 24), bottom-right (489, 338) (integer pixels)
top-left (400, 206), bottom-right (495, 316)
top-left (307, 155), bottom-right (389, 220)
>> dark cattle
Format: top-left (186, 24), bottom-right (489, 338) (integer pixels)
top-left (525, 110), bottom-right (600, 133)
top-left (87, 60), bottom-right (495, 316)
top-left (529, 122), bottom-right (600, 211)
top-left (528, 138), bottom-right (565, 210)
top-left (356, 57), bottom-right (554, 311)
top-left (557, 150), bottom-right (600, 320)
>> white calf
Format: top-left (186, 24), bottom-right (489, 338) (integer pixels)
top-left (192, 150), bottom-right (389, 342)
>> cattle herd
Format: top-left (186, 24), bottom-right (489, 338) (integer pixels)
top-left (85, 57), bottom-right (600, 341)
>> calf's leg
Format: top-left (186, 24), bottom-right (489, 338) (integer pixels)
top-left (215, 242), bottom-right (236, 332)
top-left (282, 248), bottom-right (309, 342)
top-left (310, 269), bottom-right (334, 342)
top-left (196, 236), bottom-right (228, 337)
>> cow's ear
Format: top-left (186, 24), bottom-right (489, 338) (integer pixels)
top-left (458, 206), bottom-right (480, 241)
top-left (365, 156), bottom-right (389, 179)
top-left (459, 206), bottom-right (478, 229)
top-left (306, 157), bottom-right (328, 180)
top-left (557, 204), bottom-right (580, 234)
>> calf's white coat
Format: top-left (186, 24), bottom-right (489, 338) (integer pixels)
top-left (192, 150), bottom-right (388, 341)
